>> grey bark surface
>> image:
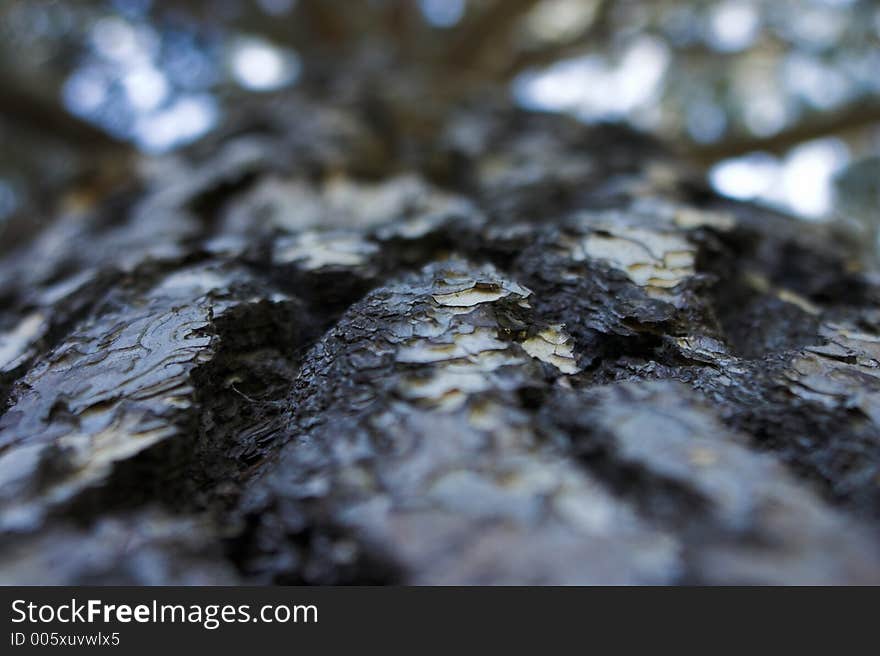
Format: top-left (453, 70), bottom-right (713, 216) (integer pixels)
top-left (1, 96), bottom-right (879, 584)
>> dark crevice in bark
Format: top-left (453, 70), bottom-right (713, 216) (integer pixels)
top-left (541, 396), bottom-right (713, 533)
top-left (58, 292), bottom-right (344, 524)
top-left (576, 446), bottom-right (712, 530)
top-left (183, 298), bottom-right (323, 509)
top-left (728, 395), bottom-right (880, 517)
top-left (694, 227), bottom-right (825, 359)
top-left (227, 510), bottom-right (404, 585)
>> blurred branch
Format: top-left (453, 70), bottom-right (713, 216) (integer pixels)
top-left (685, 101), bottom-right (880, 165)
top-left (499, 0), bottom-right (613, 79)
top-left (152, 0), bottom-right (354, 53)
top-left (447, 0), bottom-right (544, 71)
top-left (297, 0), bottom-right (352, 44)
top-left (385, 0), bottom-right (428, 62)
top-left (0, 71), bottom-right (130, 154)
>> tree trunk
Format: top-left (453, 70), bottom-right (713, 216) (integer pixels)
top-left (1, 94), bottom-right (879, 584)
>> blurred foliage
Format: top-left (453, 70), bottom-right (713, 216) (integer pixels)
top-left (0, 0), bottom-right (878, 224)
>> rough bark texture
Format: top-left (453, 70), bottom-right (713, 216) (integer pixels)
top-left (1, 95), bottom-right (879, 584)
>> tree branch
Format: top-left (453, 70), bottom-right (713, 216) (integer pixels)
top-left (684, 100), bottom-right (880, 165)
top-left (0, 71), bottom-right (130, 153)
top-left (446, 0), bottom-right (544, 71)
top-left (499, 0), bottom-right (613, 80)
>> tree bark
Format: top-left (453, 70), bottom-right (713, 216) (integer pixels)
top-left (1, 94), bottom-right (879, 584)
